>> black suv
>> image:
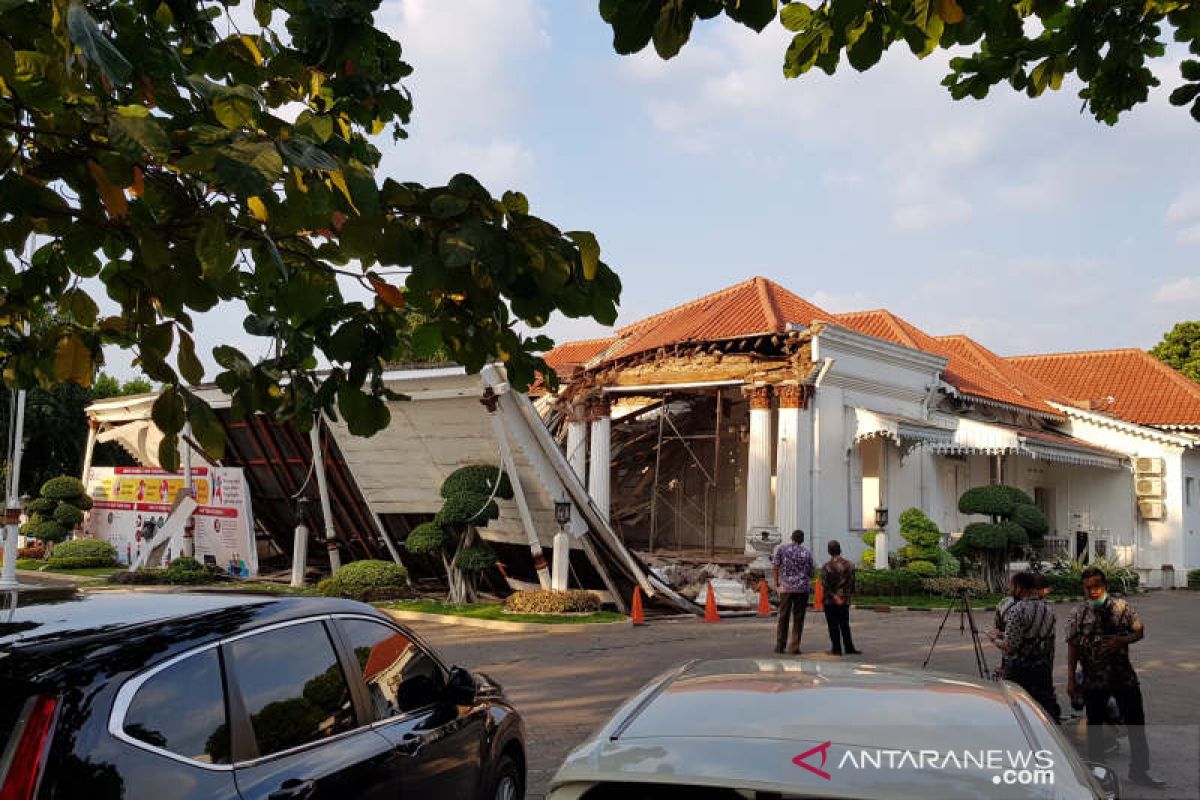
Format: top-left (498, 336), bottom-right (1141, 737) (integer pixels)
top-left (0, 589), bottom-right (525, 800)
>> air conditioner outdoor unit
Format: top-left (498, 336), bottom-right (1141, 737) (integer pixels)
top-left (1135, 457), bottom-right (1164, 476)
top-left (1136, 477), bottom-right (1164, 497)
top-left (1138, 500), bottom-right (1165, 520)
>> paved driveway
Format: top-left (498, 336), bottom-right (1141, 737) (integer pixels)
top-left (409, 591), bottom-right (1200, 799)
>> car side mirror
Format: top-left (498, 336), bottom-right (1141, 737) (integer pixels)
top-left (1085, 761), bottom-right (1120, 800)
top-left (446, 666), bottom-right (477, 706)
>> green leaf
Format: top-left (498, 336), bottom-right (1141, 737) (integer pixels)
top-left (196, 218), bottom-right (235, 277)
top-left (653, 0), bottom-right (695, 59)
top-left (847, 19), bottom-right (884, 71)
top-left (66, 3), bottom-right (132, 84)
top-left (183, 390), bottom-right (225, 460)
top-left (213, 94), bottom-right (259, 130)
top-left (431, 194), bottom-right (470, 218)
top-left (109, 113), bottom-right (171, 161)
top-left (566, 231), bottom-right (601, 280)
top-left (724, 0), bottom-right (777, 31)
top-left (178, 330), bottom-right (204, 385)
top-left (1169, 83), bottom-right (1200, 106)
top-left (501, 190), bottom-right (529, 215)
top-left (601, 0), bottom-right (662, 54)
top-left (1183, 61), bottom-right (1200, 82)
top-left (780, 3), bottom-right (812, 31)
top-left (53, 332), bottom-right (94, 386)
top-left (411, 322), bottom-right (444, 359)
top-left (152, 386), bottom-right (186, 435)
top-left (60, 288), bottom-right (99, 325)
top-left (158, 435), bottom-right (180, 472)
top-left (279, 137), bottom-right (339, 171)
top-left (336, 383), bottom-right (391, 436)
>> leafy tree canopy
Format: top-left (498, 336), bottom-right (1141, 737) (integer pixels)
top-left (600, 0), bottom-right (1200, 126)
top-left (1, 0), bottom-right (619, 471)
top-left (1150, 321), bottom-right (1200, 383)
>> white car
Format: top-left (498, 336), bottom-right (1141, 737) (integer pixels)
top-left (549, 658), bottom-right (1117, 800)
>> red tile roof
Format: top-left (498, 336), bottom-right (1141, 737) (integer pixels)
top-left (361, 631), bottom-right (413, 682)
top-left (541, 337), bottom-right (618, 378)
top-left (1009, 349), bottom-right (1200, 427)
top-left (834, 310), bottom-right (1069, 416)
top-left (606, 277), bottom-right (828, 361)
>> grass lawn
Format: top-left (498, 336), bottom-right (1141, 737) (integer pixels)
top-left (14, 559), bottom-right (122, 578)
top-left (381, 599), bottom-right (626, 625)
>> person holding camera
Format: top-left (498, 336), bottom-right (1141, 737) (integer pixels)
top-left (1066, 567), bottom-right (1165, 789)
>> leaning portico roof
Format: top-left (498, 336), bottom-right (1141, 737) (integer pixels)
top-left (1009, 348), bottom-right (1200, 428)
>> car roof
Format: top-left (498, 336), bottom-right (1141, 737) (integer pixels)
top-left (0, 589), bottom-right (386, 680)
top-left (552, 658), bottom-right (1097, 800)
top-left (612, 658), bottom-right (1031, 750)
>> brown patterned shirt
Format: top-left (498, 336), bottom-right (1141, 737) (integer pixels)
top-left (1066, 597), bottom-right (1142, 691)
top-left (821, 556), bottom-right (856, 600)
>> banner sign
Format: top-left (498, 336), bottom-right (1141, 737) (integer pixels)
top-left (83, 466), bottom-right (257, 576)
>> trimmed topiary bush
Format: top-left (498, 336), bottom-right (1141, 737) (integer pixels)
top-left (855, 568), bottom-right (924, 596)
top-left (504, 589), bottom-right (601, 614)
top-left (454, 544), bottom-right (497, 573)
top-left (47, 538), bottom-right (117, 569)
top-left (897, 508), bottom-right (941, 563)
top-left (41, 476), bottom-right (87, 501)
top-left (404, 522), bottom-right (449, 555)
top-left (53, 503), bottom-right (85, 527)
top-left (25, 497), bottom-right (55, 515)
top-left (318, 559), bottom-right (410, 602)
top-left (1010, 503), bottom-right (1048, 540)
top-left (958, 485), bottom-right (1033, 517)
top-left (440, 465), bottom-right (514, 501)
top-left (434, 491), bottom-right (499, 527)
top-left (21, 518), bottom-right (67, 543)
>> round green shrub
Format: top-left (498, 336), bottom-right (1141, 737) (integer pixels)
top-left (404, 522), bottom-right (449, 555)
top-left (855, 568), bottom-right (924, 596)
top-left (1188, 568), bottom-right (1200, 589)
top-left (958, 485), bottom-right (1033, 517)
top-left (75, 494), bottom-right (94, 511)
top-left (504, 589), bottom-right (601, 614)
top-left (959, 522), bottom-right (1009, 551)
top-left (1011, 503), bottom-right (1048, 538)
top-left (40, 476), bottom-right (86, 502)
top-left (48, 538), bottom-right (117, 567)
top-left (906, 560), bottom-right (938, 577)
top-left (318, 559), bottom-right (410, 602)
top-left (454, 544), bottom-right (497, 573)
top-left (934, 548), bottom-right (960, 577)
top-left (21, 519), bottom-right (68, 543)
top-left (440, 465), bottom-right (513, 501)
top-left (434, 491), bottom-right (499, 527)
top-left (1002, 520), bottom-right (1028, 548)
top-left (53, 503), bottom-right (85, 527)
top-left (861, 547), bottom-right (876, 566)
top-left (25, 497), bottom-right (55, 515)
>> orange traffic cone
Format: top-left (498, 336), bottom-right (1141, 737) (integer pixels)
top-left (704, 581), bottom-right (720, 622)
top-left (814, 578), bottom-right (824, 612)
top-left (631, 586), bottom-right (646, 625)
top-left (757, 581), bottom-right (771, 617)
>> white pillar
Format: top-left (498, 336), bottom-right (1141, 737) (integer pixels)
top-left (587, 397), bottom-right (611, 522)
top-left (551, 530), bottom-right (571, 590)
top-left (291, 519), bottom-right (309, 588)
top-left (310, 418), bottom-right (340, 574)
top-left (745, 385), bottom-right (773, 552)
top-left (875, 531), bottom-right (888, 570)
top-left (2, 390), bottom-right (27, 588)
top-left (564, 402), bottom-right (588, 539)
top-left (80, 419), bottom-right (100, 483)
top-left (774, 385), bottom-right (805, 541)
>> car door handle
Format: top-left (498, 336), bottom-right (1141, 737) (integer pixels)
top-left (268, 778), bottom-right (316, 800)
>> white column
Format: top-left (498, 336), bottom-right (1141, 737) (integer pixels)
top-left (310, 418), bottom-right (340, 574)
top-left (564, 402), bottom-right (588, 538)
top-left (774, 385), bottom-right (805, 541)
top-left (588, 397), bottom-right (612, 522)
top-left (80, 419), bottom-right (100, 483)
top-left (745, 385), bottom-right (773, 552)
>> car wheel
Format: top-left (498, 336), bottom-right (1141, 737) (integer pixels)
top-left (488, 753), bottom-right (523, 800)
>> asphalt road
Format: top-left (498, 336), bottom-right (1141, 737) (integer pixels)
top-left (409, 591), bottom-right (1200, 799)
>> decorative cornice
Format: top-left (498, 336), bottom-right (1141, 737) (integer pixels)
top-left (813, 323), bottom-right (949, 375)
top-left (1052, 402), bottom-right (1196, 447)
top-left (747, 384), bottom-right (773, 410)
top-left (820, 373), bottom-right (929, 404)
top-left (777, 383), bottom-right (808, 409)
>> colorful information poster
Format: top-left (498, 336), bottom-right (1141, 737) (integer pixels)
top-left (83, 466), bottom-right (258, 576)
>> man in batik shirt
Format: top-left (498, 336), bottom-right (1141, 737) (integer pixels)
top-left (1067, 567), bottom-right (1165, 788)
top-left (999, 571), bottom-right (1060, 722)
top-left (771, 529), bottom-right (814, 654)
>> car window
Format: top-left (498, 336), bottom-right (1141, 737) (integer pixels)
top-left (123, 647), bottom-right (230, 764)
top-left (339, 619), bottom-right (446, 719)
top-left (224, 621), bottom-right (356, 758)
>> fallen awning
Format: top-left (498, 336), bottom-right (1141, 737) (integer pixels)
top-left (853, 408), bottom-right (954, 448)
top-left (1016, 429), bottom-right (1126, 470)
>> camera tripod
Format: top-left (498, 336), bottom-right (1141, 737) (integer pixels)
top-left (922, 589), bottom-right (991, 680)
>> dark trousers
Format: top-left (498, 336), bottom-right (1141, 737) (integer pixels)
top-left (776, 591), bottom-right (809, 652)
top-left (824, 600), bottom-right (855, 654)
top-left (1084, 684), bottom-right (1150, 774)
top-left (1004, 661), bottom-right (1061, 723)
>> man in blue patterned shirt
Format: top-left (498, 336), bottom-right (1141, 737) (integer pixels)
top-left (772, 529), bottom-right (815, 654)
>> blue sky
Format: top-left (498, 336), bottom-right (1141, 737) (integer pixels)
top-left (104, 1), bottom-right (1200, 379)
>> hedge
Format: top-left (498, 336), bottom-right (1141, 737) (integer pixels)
top-left (318, 560), bottom-right (410, 602)
top-left (47, 538), bottom-right (118, 568)
top-left (1188, 569), bottom-right (1200, 588)
top-left (404, 522), bottom-right (449, 555)
top-left (906, 560), bottom-right (938, 577)
top-left (504, 589), bottom-right (601, 614)
top-left (855, 568), bottom-right (924, 596)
